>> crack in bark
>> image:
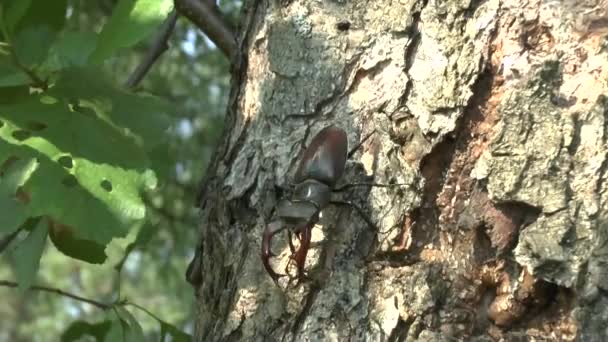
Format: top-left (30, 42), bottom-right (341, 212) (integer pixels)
top-left (287, 284), bottom-right (321, 341)
top-left (225, 118), bottom-right (253, 175)
top-left (195, 0), bottom-right (261, 207)
top-left (282, 59), bottom-right (352, 122)
top-left (387, 316), bottom-right (414, 342)
top-left (398, 0), bottom-right (429, 113)
top-left (593, 99), bottom-right (608, 206)
top-left (193, 1), bottom-right (263, 340)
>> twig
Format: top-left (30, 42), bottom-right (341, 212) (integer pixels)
top-left (0, 228), bottom-right (22, 254)
top-left (125, 10), bottom-right (179, 88)
top-left (124, 301), bottom-right (164, 323)
top-left (174, 0), bottom-right (237, 60)
top-left (0, 13), bottom-right (47, 89)
top-left (0, 280), bottom-right (111, 310)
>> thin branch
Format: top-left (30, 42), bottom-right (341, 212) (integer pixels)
top-left (0, 14), bottom-right (47, 89)
top-left (0, 280), bottom-right (111, 310)
top-left (124, 301), bottom-right (164, 323)
top-left (174, 0), bottom-right (237, 60)
top-left (125, 10), bottom-right (179, 88)
top-left (0, 228), bottom-right (22, 254)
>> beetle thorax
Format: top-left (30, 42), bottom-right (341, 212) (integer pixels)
top-left (293, 179), bottom-right (331, 209)
top-left (276, 199), bottom-right (318, 224)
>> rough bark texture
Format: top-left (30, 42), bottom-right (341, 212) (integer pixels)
top-left (191, 0), bottom-right (608, 340)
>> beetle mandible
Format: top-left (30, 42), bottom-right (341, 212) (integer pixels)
top-left (262, 125), bottom-right (381, 283)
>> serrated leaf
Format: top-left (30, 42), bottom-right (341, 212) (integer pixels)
top-left (49, 221), bottom-right (107, 264)
top-left (160, 321), bottom-right (191, 342)
top-left (90, 0), bottom-right (174, 64)
top-left (10, 218), bottom-right (47, 290)
top-left (0, 156), bottom-right (38, 233)
top-left (52, 67), bottom-right (171, 149)
top-left (13, 26), bottom-right (56, 67)
top-left (116, 307), bottom-right (145, 342)
top-left (61, 320), bottom-right (112, 342)
top-left (0, 95), bottom-right (156, 248)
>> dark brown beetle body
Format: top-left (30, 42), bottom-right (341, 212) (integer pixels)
top-left (262, 125), bottom-right (353, 282)
top-left (294, 126), bottom-right (347, 185)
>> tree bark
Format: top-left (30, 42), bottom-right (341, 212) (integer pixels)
top-left (191, 0), bottom-right (608, 340)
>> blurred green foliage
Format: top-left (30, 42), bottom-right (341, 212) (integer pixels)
top-left (0, 0), bottom-right (238, 340)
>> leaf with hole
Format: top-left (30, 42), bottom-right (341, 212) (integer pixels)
top-left (0, 95), bottom-right (157, 255)
top-left (52, 67), bottom-right (171, 150)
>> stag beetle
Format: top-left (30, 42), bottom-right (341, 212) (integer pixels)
top-left (262, 125), bottom-right (384, 283)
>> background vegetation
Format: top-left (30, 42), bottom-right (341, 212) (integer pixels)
top-left (0, 1), bottom-right (238, 340)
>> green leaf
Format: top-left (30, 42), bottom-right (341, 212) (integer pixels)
top-left (160, 321), bottom-right (191, 342)
top-left (10, 218), bottom-right (48, 290)
top-left (90, 0), bottom-right (174, 64)
top-left (12, 26), bottom-right (56, 68)
top-left (147, 142), bottom-right (172, 180)
top-left (114, 220), bottom-right (158, 271)
top-left (104, 312), bottom-right (125, 342)
top-left (0, 59), bottom-right (30, 87)
top-left (49, 221), bottom-right (107, 264)
top-left (61, 320), bottom-right (112, 342)
top-left (49, 31), bottom-right (98, 68)
top-left (52, 67), bottom-right (171, 149)
top-left (0, 156), bottom-right (38, 233)
top-left (1, 0), bottom-right (33, 33)
top-left (116, 307), bottom-right (145, 342)
top-left (0, 85), bottom-right (29, 104)
top-left (0, 95), bottom-right (157, 250)
top-left (133, 220), bottom-right (158, 247)
top-left (10, 0), bottom-right (67, 34)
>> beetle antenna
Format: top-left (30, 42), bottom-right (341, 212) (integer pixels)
top-left (330, 200), bottom-right (376, 230)
top-left (347, 129), bottom-right (376, 159)
top-left (332, 182), bottom-right (408, 192)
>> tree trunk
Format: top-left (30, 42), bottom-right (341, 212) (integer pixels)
top-left (190, 0), bottom-right (608, 340)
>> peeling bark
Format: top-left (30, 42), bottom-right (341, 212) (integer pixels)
top-left (191, 0), bottom-right (608, 340)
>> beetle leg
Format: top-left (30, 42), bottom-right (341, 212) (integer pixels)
top-left (347, 129), bottom-right (376, 158)
top-left (262, 220), bottom-right (288, 282)
top-left (330, 200), bottom-right (377, 230)
top-left (288, 230), bottom-right (297, 253)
